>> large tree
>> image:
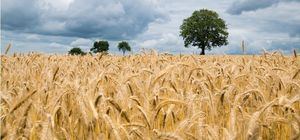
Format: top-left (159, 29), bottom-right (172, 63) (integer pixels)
top-left (90, 41), bottom-right (109, 53)
top-left (117, 41), bottom-right (131, 55)
top-left (180, 9), bottom-right (228, 55)
top-left (68, 47), bottom-right (86, 55)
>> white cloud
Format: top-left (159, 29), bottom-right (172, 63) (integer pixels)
top-left (26, 34), bottom-right (41, 41)
top-left (41, 0), bottom-right (73, 11)
top-left (70, 38), bottom-right (92, 46)
top-left (139, 33), bottom-right (181, 49)
top-left (49, 42), bottom-right (69, 48)
top-left (140, 40), bottom-right (158, 48)
top-left (70, 38), bottom-right (93, 50)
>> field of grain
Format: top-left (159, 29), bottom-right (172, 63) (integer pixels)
top-left (1, 52), bottom-right (300, 140)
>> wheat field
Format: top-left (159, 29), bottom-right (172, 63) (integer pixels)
top-left (1, 51), bottom-right (300, 140)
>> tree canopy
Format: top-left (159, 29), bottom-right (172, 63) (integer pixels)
top-left (117, 41), bottom-right (131, 55)
top-left (68, 47), bottom-right (86, 55)
top-left (90, 41), bottom-right (109, 53)
top-left (180, 9), bottom-right (228, 55)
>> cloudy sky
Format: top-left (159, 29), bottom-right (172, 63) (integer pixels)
top-left (1, 0), bottom-right (300, 54)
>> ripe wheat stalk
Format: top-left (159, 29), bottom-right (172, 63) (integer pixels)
top-left (0, 51), bottom-right (299, 139)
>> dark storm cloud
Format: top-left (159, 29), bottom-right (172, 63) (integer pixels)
top-left (262, 21), bottom-right (300, 37)
top-left (62, 0), bottom-right (167, 39)
top-left (1, 0), bottom-right (41, 30)
top-left (1, 0), bottom-right (166, 40)
top-left (227, 0), bottom-right (300, 15)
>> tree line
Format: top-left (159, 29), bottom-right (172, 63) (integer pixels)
top-left (70, 9), bottom-right (229, 56)
top-left (69, 41), bottom-right (131, 56)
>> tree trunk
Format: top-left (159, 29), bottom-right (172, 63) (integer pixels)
top-left (200, 47), bottom-right (205, 55)
top-left (122, 50), bottom-right (125, 56)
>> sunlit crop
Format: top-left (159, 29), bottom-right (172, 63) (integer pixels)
top-left (1, 51), bottom-right (299, 139)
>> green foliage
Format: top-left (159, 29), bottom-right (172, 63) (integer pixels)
top-left (180, 9), bottom-right (229, 55)
top-left (90, 41), bottom-right (109, 53)
top-left (117, 41), bottom-right (131, 55)
top-left (68, 47), bottom-right (86, 55)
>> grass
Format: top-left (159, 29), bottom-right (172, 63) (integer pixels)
top-left (1, 51), bottom-right (300, 139)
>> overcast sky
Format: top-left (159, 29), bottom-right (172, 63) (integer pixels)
top-left (1, 0), bottom-right (300, 54)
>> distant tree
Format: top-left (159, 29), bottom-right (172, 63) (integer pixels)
top-left (180, 9), bottom-right (229, 55)
top-left (117, 41), bottom-right (131, 55)
top-left (90, 41), bottom-right (109, 53)
top-left (68, 47), bottom-right (86, 55)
